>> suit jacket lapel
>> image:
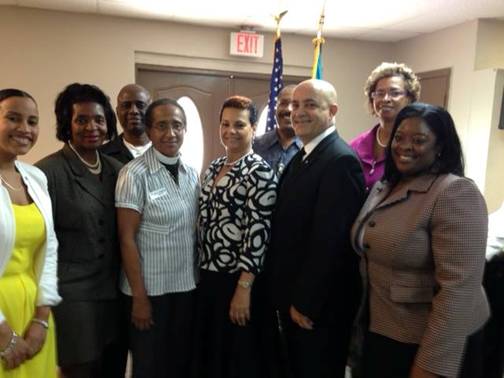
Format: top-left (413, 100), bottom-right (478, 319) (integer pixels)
top-left (302, 130), bottom-right (337, 169)
top-left (277, 131), bottom-right (338, 210)
top-left (280, 131), bottom-right (337, 191)
top-left (63, 144), bottom-right (108, 206)
top-left (376, 174), bottom-right (439, 209)
top-left (352, 175), bottom-right (440, 254)
top-left (116, 135), bottom-right (134, 160)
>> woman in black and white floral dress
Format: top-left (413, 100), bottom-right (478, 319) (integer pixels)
top-left (192, 96), bottom-right (277, 378)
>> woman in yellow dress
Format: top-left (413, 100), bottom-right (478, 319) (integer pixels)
top-left (0, 89), bottom-right (61, 377)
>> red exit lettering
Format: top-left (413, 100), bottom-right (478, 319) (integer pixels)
top-left (236, 33), bottom-right (259, 54)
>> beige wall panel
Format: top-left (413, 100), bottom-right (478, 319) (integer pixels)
top-left (0, 6), bottom-right (394, 163)
top-left (484, 70), bottom-right (504, 213)
top-left (394, 21), bottom-right (487, 186)
top-left (475, 19), bottom-right (504, 70)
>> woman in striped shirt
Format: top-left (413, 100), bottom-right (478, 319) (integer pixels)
top-left (116, 98), bottom-right (199, 378)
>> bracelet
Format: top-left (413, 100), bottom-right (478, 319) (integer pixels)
top-left (31, 318), bottom-right (49, 330)
top-left (237, 280), bottom-right (253, 289)
top-left (0, 330), bottom-right (17, 359)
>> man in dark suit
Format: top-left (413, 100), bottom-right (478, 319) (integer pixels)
top-left (266, 79), bottom-right (365, 378)
top-left (100, 84), bottom-right (152, 163)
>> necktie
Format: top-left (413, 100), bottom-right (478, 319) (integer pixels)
top-left (279, 148), bottom-right (305, 192)
top-left (290, 148), bottom-right (306, 174)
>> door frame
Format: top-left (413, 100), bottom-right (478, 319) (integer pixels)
top-left (136, 63), bottom-right (306, 87)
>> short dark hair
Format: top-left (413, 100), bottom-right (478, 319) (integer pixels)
top-left (0, 88), bottom-right (36, 105)
top-left (54, 83), bottom-right (117, 142)
top-left (219, 96), bottom-right (257, 125)
top-left (383, 102), bottom-right (464, 184)
top-left (145, 98), bottom-right (186, 129)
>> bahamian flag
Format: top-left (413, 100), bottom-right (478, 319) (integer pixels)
top-left (311, 42), bottom-right (323, 79)
top-left (265, 36), bottom-right (284, 132)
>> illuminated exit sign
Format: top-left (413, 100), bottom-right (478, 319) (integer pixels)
top-left (230, 31), bottom-right (264, 58)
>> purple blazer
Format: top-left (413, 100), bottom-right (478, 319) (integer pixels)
top-left (350, 124), bottom-right (385, 191)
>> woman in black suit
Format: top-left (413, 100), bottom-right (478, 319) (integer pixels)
top-left (36, 83), bottom-right (126, 378)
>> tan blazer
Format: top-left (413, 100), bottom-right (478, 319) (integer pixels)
top-left (351, 174), bottom-right (490, 377)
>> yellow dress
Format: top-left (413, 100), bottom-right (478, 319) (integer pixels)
top-left (0, 203), bottom-right (57, 378)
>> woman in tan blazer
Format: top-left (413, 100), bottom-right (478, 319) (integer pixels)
top-left (351, 103), bottom-right (489, 378)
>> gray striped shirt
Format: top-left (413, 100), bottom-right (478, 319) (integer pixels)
top-left (115, 147), bottom-right (199, 295)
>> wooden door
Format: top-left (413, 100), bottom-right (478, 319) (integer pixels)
top-left (137, 66), bottom-right (302, 172)
top-left (417, 68), bottom-right (451, 108)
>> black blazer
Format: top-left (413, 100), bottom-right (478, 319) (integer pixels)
top-left (266, 130), bottom-right (365, 326)
top-left (36, 144), bottom-right (123, 301)
top-left (99, 134), bottom-right (134, 164)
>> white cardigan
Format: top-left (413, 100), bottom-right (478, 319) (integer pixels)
top-left (0, 161), bottom-right (61, 323)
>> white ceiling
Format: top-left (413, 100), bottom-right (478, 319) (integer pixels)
top-left (2, 0), bottom-right (504, 42)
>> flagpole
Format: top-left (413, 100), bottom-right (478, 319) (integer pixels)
top-left (265, 10), bottom-right (288, 133)
top-left (311, 1), bottom-right (326, 79)
top-left (275, 10), bottom-right (288, 39)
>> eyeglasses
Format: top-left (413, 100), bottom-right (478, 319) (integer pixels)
top-left (371, 90), bottom-right (406, 100)
top-left (152, 122), bottom-right (185, 133)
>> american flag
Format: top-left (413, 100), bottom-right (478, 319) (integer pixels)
top-left (265, 36), bottom-right (284, 132)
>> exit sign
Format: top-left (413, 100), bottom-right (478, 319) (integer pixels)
top-left (230, 31), bottom-right (264, 58)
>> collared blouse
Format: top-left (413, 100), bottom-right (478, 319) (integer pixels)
top-left (115, 146), bottom-right (199, 295)
top-left (198, 153), bottom-right (277, 275)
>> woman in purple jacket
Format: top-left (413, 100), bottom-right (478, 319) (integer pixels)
top-left (350, 62), bottom-right (420, 191)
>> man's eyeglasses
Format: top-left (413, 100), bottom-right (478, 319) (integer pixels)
top-left (371, 90), bottom-right (406, 100)
top-left (152, 122), bottom-right (185, 133)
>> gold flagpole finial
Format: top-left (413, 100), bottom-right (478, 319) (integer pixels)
top-left (314, 0), bottom-right (326, 44)
top-left (274, 10), bottom-right (288, 39)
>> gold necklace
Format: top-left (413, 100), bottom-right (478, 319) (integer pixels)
top-left (0, 172), bottom-right (22, 191)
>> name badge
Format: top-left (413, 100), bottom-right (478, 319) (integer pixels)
top-left (149, 188), bottom-right (168, 201)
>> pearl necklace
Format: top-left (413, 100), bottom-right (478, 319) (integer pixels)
top-left (224, 151), bottom-right (251, 167)
top-left (68, 142), bottom-right (102, 175)
top-left (0, 172), bottom-right (22, 191)
top-left (375, 126), bottom-right (388, 148)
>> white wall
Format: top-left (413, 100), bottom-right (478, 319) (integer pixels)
top-left (0, 6), bottom-right (393, 163)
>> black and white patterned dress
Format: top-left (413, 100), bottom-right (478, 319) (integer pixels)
top-left (198, 153), bottom-right (277, 275)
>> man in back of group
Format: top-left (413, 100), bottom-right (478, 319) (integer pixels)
top-left (253, 84), bottom-right (302, 176)
top-left (266, 79), bottom-right (365, 378)
top-left (101, 83), bottom-right (152, 163)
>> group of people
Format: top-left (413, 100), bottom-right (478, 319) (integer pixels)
top-left (0, 61), bottom-right (496, 378)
